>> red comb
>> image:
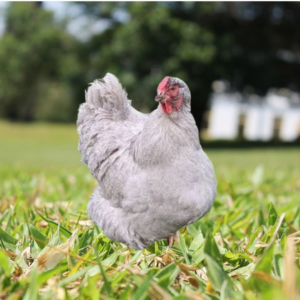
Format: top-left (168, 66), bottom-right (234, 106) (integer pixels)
top-left (157, 77), bottom-right (169, 93)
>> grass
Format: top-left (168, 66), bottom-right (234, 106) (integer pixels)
top-left (0, 120), bottom-right (300, 300)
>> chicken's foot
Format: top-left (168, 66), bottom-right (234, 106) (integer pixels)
top-left (167, 232), bottom-right (179, 247)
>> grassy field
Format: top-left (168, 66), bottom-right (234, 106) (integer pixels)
top-left (0, 121), bottom-right (299, 300)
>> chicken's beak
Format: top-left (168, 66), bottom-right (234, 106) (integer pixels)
top-left (155, 92), bottom-right (165, 103)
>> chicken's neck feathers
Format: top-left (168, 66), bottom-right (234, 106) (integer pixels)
top-left (132, 106), bottom-right (200, 167)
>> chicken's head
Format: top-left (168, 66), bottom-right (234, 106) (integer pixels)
top-left (155, 77), bottom-right (191, 115)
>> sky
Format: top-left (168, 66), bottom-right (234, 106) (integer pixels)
top-left (0, 2), bottom-right (110, 41)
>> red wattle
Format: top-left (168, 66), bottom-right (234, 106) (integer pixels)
top-left (165, 102), bottom-right (173, 114)
top-left (161, 102), bottom-right (173, 114)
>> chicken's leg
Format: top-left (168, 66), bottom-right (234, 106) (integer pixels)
top-left (167, 232), bottom-right (179, 247)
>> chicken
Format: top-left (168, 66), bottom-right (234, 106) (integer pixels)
top-left (77, 74), bottom-right (217, 250)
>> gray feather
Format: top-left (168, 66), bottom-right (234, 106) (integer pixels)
top-left (77, 73), bottom-right (217, 249)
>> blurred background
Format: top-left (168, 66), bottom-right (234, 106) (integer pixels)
top-left (1, 4), bottom-right (299, 299)
top-left (0, 2), bottom-right (300, 170)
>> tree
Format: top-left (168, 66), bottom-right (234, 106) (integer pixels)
top-left (78, 2), bottom-right (300, 127)
top-left (0, 3), bottom-right (80, 122)
top-left (78, 2), bottom-right (217, 126)
top-left (1, 2), bottom-right (300, 125)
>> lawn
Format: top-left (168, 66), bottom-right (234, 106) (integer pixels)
top-left (0, 121), bottom-right (299, 300)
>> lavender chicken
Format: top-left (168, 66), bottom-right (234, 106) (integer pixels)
top-left (77, 74), bottom-right (216, 250)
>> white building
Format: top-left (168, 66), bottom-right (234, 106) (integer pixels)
top-left (207, 84), bottom-right (300, 142)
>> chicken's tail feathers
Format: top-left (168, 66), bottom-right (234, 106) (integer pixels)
top-left (85, 73), bottom-right (129, 120)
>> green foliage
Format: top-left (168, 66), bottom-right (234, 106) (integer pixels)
top-left (2, 3), bottom-right (300, 126)
top-left (0, 3), bottom-right (80, 122)
top-left (78, 2), bottom-right (300, 126)
top-left (0, 123), bottom-right (300, 299)
top-left (83, 2), bottom-right (218, 121)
